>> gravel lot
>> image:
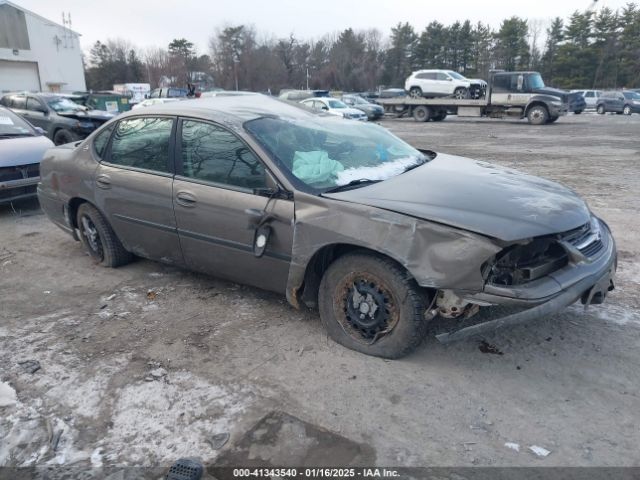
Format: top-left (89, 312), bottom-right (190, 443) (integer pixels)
top-left (1, 112), bottom-right (639, 473)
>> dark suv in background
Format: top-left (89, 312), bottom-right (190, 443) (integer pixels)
top-left (596, 91), bottom-right (640, 115)
top-left (0, 93), bottom-right (114, 145)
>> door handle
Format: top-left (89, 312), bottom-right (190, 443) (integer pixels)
top-left (96, 174), bottom-right (111, 189)
top-left (176, 191), bottom-right (197, 207)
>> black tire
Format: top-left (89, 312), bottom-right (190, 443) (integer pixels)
top-left (408, 87), bottom-right (423, 99)
top-left (431, 112), bottom-right (447, 121)
top-left (527, 105), bottom-right (549, 125)
top-left (77, 203), bottom-right (132, 267)
top-left (412, 105), bottom-right (430, 122)
top-left (623, 105), bottom-right (632, 115)
top-left (547, 116), bottom-right (559, 124)
top-left (597, 105), bottom-right (605, 114)
top-left (574, 110), bottom-right (583, 115)
top-left (53, 129), bottom-right (74, 146)
top-left (318, 252), bottom-right (429, 359)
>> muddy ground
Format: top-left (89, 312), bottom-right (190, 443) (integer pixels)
top-left (1, 112), bottom-right (639, 474)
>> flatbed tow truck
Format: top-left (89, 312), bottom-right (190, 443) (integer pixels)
top-left (377, 71), bottom-right (570, 125)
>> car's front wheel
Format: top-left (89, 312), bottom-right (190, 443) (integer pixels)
top-left (318, 252), bottom-right (429, 359)
top-left (597, 105), bottom-right (606, 114)
top-left (53, 129), bottom-right (74, 146)
top-left (453, 87), bottom-right (469, 99)
top-left (623, 105), bottom-right (632, 115)
top-left (409, 87), bottom-right (423, 99)
top-left (77, 203), bottom-right (132, 267)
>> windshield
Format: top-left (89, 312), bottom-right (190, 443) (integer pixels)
top-left (47, 97), bottom-right (85, 112)
top-left (245, 116), bottom-right (427, 191)
top-left (448, 71), bottom-right (465, 80)
top-left (0, 109), bottom-right (35, 137)
top-left (327, 100), bottom-right (347, 109)
top-left (528, 73), bottom-right (546, 89)
top-left (350, 96), bottom-right (368, 105)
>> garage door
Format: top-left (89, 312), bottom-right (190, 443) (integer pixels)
top-left (0, 60), bottom-right (40, 92)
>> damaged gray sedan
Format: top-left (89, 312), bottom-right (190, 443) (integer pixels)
top-left (37, 95), bottom-right (616, 358)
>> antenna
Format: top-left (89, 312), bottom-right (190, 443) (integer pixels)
top-left (61, 12), bottom-right (74, 49)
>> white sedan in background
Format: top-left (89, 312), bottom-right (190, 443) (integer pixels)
top-left (300, 97), bottom-right (368, 121)
top-left (132, 98), bottom-right (181, 110)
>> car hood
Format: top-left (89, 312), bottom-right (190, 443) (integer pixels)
top-left (324, 153), bottom-right (590, 242)
top-left (56, 109), bottom-right (115, 121)
top-left (532, 87), bottom-right (568, 100)
top-left (0, 135), bottom-right (54, 167)
top-left (335, 107), bottom-right (367, 116)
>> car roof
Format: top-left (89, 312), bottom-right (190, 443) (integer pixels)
top-left (117, 93), bottom-right (318, 127)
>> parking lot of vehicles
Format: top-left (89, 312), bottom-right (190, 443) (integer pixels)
top-left (36, 95), bottom-right (616, 358)
top-left (405, 69), bottom-right (487, 99)
top-left (596, 90), bottom-right (640, 115)
top-left (0, 106), bottom-right (53, 204)
top-left (113, 83), bottom-right (151, 106)
top-left (381, 71), bottom-right (570, 125)
top-left (341, 94), bottom-right (385, 120)
top-left (299, 96), bottom-right (368, 120)
top-left (0, 92), bottom-right (115, 145)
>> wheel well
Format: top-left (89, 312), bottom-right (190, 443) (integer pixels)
top-left (525, 101), bottom-right (549, 116)
top-left (297, 244), bottom-right (414, 308)
top-left (67, 197), bottom-right (88, 229)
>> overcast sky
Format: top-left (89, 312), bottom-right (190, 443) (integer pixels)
top-left (16, 0), bottom-right (632, 54)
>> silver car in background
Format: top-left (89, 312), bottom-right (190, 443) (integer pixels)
top-left (0, 106), bottom-right (54, 204)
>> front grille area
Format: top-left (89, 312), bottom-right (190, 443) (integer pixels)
top-left (560, 220), bottom-right (604, 258)
top-left (0, 163), bottom-right (40, 182)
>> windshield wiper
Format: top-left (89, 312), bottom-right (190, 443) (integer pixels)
top-left (323, 179), bottom-right (381, 193)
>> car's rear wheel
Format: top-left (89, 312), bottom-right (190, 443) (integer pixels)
top-left (77, 203), bottom-right (132, 267)
top-left (574, 110), bottom-right (583, 114)
top-left (412, 106), bottom-right (430, 122)
top-left (318, 252), bottom-right (429, 359)
top-left (623, 105), bottom-right (632, 115)
top-left (453, 87), bottom-right (469, 99)
top-left (597, 105), bottom-right (606, 114)
top-left (431, 112), bottom-right (447, 121)
top-left (409, 87), bottom-right (423, 99)
top-left (53, 129), bottom-right (74, 146)
top-left (527, 105), bottom-right (548, 125)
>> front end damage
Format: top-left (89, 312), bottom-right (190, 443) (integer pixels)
top-left (435, 216), bottom-right (616, 343)
top-left (287, 192), bottom-right (616, 344)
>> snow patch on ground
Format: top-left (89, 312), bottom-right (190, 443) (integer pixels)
top-left (569, 303), bottom-right (640, 327)
top-left (101, 371), bottom-right (253, 466)
top-left (0, 381), bottom-right (17, 407)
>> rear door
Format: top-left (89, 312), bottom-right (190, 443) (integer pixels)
top-left (172, 118), bottom-right (293, 293)
top-left (94, 115), bottom-right (184, 265)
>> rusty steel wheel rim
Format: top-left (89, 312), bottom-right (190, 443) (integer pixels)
top-left (335, 272), bottom-right (400, 344)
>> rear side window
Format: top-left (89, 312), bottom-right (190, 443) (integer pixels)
top-left (109, 117), bottom-right (173, 172)
top-left (585, 91), bottom-right (594, 98)
top-left (11, 96), bottom-right (26, 109)
top-left (180, 120), bottom-right (266, 189)
top-left (93, 124), bottom-right (114, 159)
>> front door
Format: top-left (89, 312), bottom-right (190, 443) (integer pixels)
top-left (93, 115), bottom-right (184, 265)
top-left (173, 118), bottom-right (294, 293)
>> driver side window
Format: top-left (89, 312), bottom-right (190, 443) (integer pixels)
top-left (181, 120), bottom-right (266, 189)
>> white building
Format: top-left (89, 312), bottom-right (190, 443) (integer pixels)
top-left (0, 1), bottom-right (86, 93)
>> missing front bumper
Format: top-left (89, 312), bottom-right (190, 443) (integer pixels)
top-left (435, 253), bottom-right (616, 344)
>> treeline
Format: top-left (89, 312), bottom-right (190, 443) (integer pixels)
top-left (85, 3), bottom-right (640, 93)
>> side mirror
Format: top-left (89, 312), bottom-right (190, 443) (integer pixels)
top-left (321, 105), bottom-right (328, 111)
